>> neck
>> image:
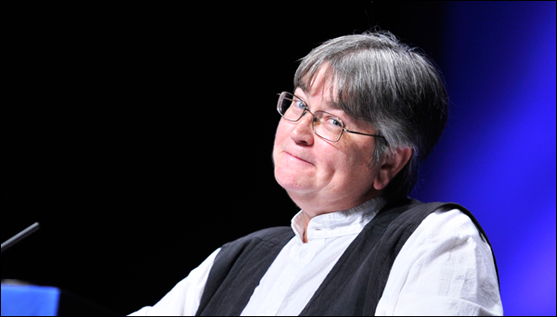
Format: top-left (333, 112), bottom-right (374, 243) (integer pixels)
top-left (290, 187), bottom-right (382, 218)
top-left (297, 196), bottom-right (386, 243)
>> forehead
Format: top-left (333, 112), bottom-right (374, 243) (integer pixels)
top-left (296, 63), bottom-right (376, 126)
top-left (295, 88), bottom-right (340, 113)
top-left (296, 66), bottom-right (341, 109)
top-left (295, 66), bottom-right (376, 132)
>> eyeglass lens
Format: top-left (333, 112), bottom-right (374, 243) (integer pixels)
top-left (278, 92), bottom-right (344, 142)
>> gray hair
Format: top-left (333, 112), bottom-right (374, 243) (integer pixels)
top-left (294, 31), bottom-right (449, 200)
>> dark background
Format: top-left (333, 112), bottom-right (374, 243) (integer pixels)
top-left (1, 2), bottom-right (445, 313)
top-left (2, 1), bottom-right (555, 316)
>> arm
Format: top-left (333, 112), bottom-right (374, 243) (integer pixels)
top-left (128, 248), bottom-right (221, 316)
top-left (376, 209), bottom-right (503, 316)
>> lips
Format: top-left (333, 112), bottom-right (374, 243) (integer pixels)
top-left (284, 150), bottom-right (314, 165)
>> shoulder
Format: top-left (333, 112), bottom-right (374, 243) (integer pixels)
top-left (225, 226), bottom-right (293, 246)
top-left (405, 206), bottom-right (499, 286)
top-left (244, 226), bottom-right (294, 240)
top-left (217, 226), bottom-right (294, 258)
top-left (387, 200), bottom-right (490, 242)
top-left (373, 200), bottom-right (477, 248)
top-left (417, 208), bottom-right (487, 245)
top-left (399, 200), bottom-right (490, 248)
top-left (380, 207), bottom-right (502, 315)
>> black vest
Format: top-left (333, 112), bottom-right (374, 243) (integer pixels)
top-left (196, 198), bottom-right (499, 316)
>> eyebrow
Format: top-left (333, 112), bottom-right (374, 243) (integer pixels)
top-left (296, 84), bottom-right (333, 101)
top-left (295, 87), bottom-right (344, 113)
top-left (325, 98), bottom-right (343, 110)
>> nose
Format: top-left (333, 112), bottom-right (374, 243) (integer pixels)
top-left (290, 112), bottom-right (315, 146)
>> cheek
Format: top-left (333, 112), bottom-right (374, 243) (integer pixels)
top-left (273, 120), bottom-right (301, 179)
top-left (331, 143), bottom-right (376, 188)
top-left (275, 119), bottom-right (290, 141)
top-left (273, 121), bottom-right (287, 156)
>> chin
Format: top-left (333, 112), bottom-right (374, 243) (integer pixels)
top-left (274, 167), bottom-right (315, 194)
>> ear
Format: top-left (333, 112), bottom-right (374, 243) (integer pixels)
top-left (373, 147), bottom-right (413, 191)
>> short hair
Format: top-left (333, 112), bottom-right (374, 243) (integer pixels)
top-left (294, 31), bottom-right (449, 200)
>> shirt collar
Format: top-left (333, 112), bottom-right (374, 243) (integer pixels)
top-left (291, 197), bottom-right (386, 243)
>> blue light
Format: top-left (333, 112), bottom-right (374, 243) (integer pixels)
top-left (413, 2), bottom-right (556, 315)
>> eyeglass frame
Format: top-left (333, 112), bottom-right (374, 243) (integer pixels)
top-left (276, 92), bottom-right (387, 143)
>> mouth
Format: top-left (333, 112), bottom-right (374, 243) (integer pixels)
top-left (284, 151), bottom-right (314, 166)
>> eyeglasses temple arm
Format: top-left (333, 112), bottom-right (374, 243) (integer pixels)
top-left (344, 129), bottom-right (386, 139)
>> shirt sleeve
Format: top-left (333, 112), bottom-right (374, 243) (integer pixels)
top-left (375, 209), bottom-right (503, 316)
top-left (128, 248), bottom-right (221, 316)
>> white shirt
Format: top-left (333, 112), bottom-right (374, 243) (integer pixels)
top-left (130, 201), bottom-right (503, 316)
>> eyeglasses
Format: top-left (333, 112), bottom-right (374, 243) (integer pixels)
top-left (277, 92), bottom-right (386, 143)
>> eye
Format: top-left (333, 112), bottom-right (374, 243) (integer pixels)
top-left (294, 99), bottom-right (306, 109)
top-left (329, 118), bottom-right (342, 127)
